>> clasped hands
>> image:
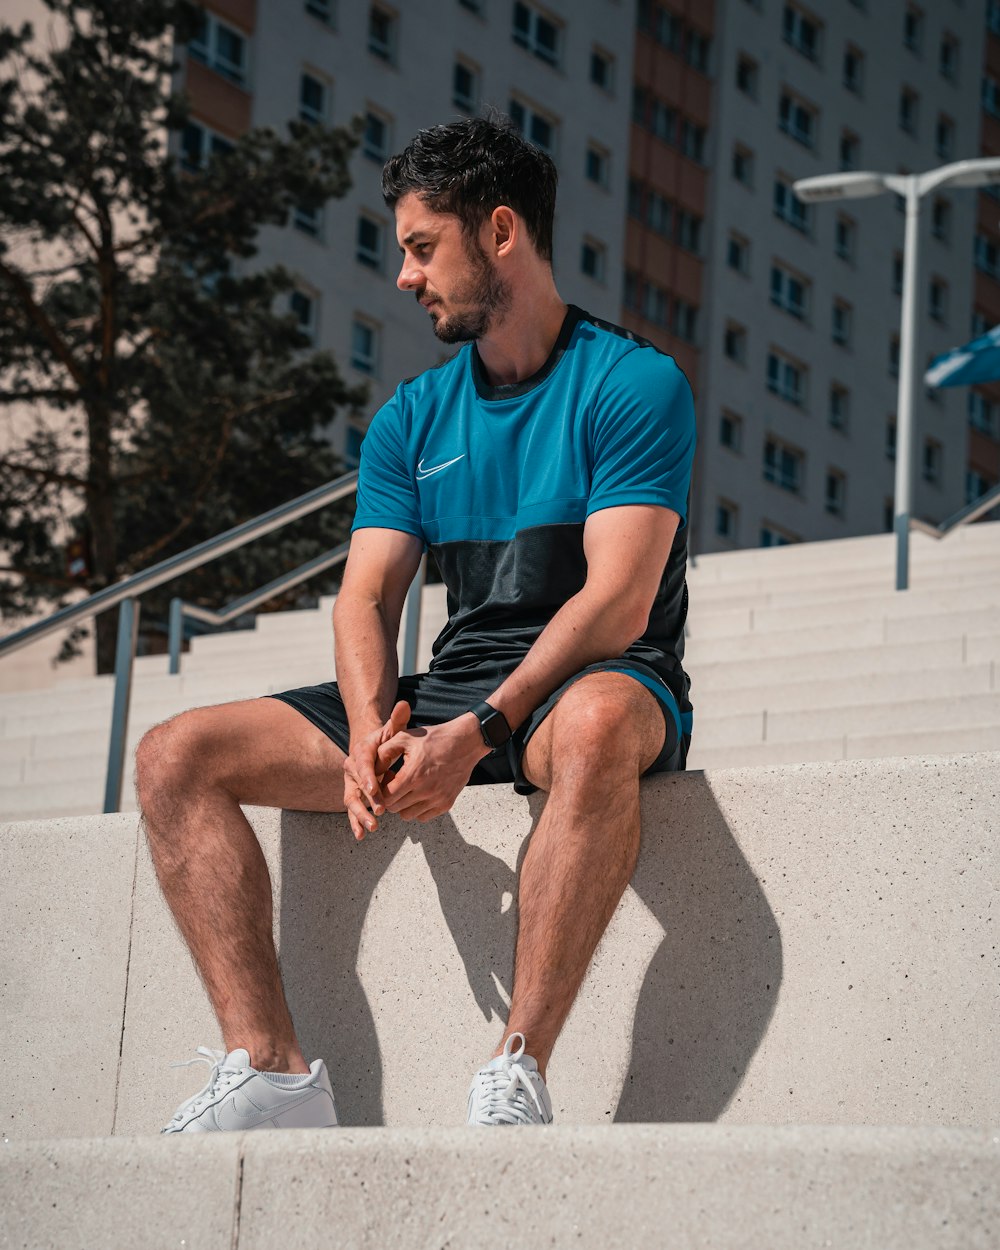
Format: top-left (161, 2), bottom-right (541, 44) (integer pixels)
top-left (343, 700), bottom-right (491, 840)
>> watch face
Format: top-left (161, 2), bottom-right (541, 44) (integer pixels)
top-left (479, 707), bottom-right (511, 747)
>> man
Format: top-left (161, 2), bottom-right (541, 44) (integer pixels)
top-left (137, 115), bottom-right (695, 1132)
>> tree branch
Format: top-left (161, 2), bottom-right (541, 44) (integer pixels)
top-left (0, 259), bottom-right (88, 388)
top-left (0, 457), bottom-right (89, 490)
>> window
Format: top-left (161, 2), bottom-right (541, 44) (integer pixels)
top-left (343, 424), bottom-right (364, 470)
top-left (760, 523), bottom-right (799, 548)
top-left (351, 317), bottom-right (379, 375)
top-left (899, 87), bottom-right (918, 136)
top-left (649, 99), bottom-right (676, 144)
top-left (770, 263), bottom-right (808, 320)
top-left (990, 0), bottom-right (1000, 38)
top-left (736, 54), bottom-right (759, 98)
top-left (923, 438), bottom-right (942, 485)
top-left (306, 0), bottom-right (334, 23)
top-left (686, 30), bottom-right (711, 73)
top-left (774, 178), bottom-right (811, 234)
top-left (716, 499), bottom-right (739, 540)
top-left (585, 143), bottom-right (610, 187)
top-left (590, 46), bottom-right (614, 91)
top-left (299, 73), bottom-right (327, 124)
top-left (512, 2), bottom-right (561, 68)
top-left (766, 350), bottom-right (806, 406)
top-left (290, 290), bottom-right (317, 345)
top-left (892, 252), bottom-right (903, 295)
top-left (673, 300), bottom-right (698, 344)
top-left (929, 276), bottom-right (948, 323)
top-left (724, 322), bottom-right (747, 365)
top-left (763, 436), bottom-right (804, 493)
top-left (458, 0), bottom-right (482, 11)
top-left (624, 268), bottom-right (641, 314)
top-left (368, 6), bottom-right (396, 63)
top-left (293, 204), bottom-right (322, 238)
top-left (886, 418), bottom-right (897, 461)
top-left (453, 60), bottom-right (478, 112)
top-left (971, 311), bottom-right (990, 339)
top-left (935, 115), bottom-right (955, 161)
top-left (681, 119), bottom-right (706, 164)
top-left (843, 45), bottom-right (864, 94)
top-left (939, 34), bottom-right (958, 82)
top-left (627, 178), bottom-right (644, 220)
top-left (969, 393), bottom-right (998, 438)
top-left (188, 12), bottom-right (248, 86)
top-left (180, 121), bottom-right (234, 172)
top-left (508, 98), bottom-right (557, 156)
top-left (932, 198), bottom-right (951, 243)
top-left (835, 215), bottom-right (856, 263)
top-left (356, 214), bottom-right (384, 271)
top-left (581, 238), bottom-right (606, 282)
top-left (832, 299), bottom-right (852, 347)
top-left (355, 215), bottom-right (382, 271)
top-left (889, 336), bottom-right (900, 378)
top-left (779, 90), bottom-right (817, 148)
top-left (676, 209), bottom-right (702, 254)
top-left (720, 410), bottom-right (743, 452)
top-left (782, 4), bottom-right (821, 62)
top-left (829, 384), bottom-right (849, 431)
top-left (883, 498), bottom-right (895, 534)
top-left (641, 279), bottom-right (669, 327)
top-left (646, 190), bottom-right (672, 237)
top-left (653, 9), bottom-right (683, 53)
top-left (826, 470), bottom-right (846, 517)
top-left (982, 76), bottom-right (1000, 120)
top-left (732, 144), bottom-right (754, 187)
top-left (967, 471), bottom-right (997, 505)
top-left (632, 84), bottom-right (648, 126)
top-left (839, 130), bottom-right (860, 172)
top-left (903, 5), bottom-right (923, 55)
top-left (975, 234), bottom-right (1000, 280)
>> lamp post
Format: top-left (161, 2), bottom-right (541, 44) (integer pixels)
top-left (794, 157), bottom-right (1000, 591)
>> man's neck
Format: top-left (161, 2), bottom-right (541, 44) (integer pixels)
top-left (474, 292), bottom-right (569, 387)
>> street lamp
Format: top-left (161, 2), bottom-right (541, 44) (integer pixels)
top-left (794, 157), bottom-right (1000, 591)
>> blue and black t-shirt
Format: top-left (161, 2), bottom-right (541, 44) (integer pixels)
top-left (353, 304), bottom-right (697, 715)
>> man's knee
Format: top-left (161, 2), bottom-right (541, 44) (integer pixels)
top-left (135, 710), bottom-right (213, 813)
top-left (545, 675), bottom-right (664, 775)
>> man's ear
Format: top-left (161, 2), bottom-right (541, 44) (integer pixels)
top-left (491, 206), bottom-right (517, 258)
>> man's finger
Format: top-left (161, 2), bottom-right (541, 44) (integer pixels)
top-left (382, 700), bottom-right (411, 740)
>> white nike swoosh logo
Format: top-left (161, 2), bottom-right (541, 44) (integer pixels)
top-left (416, 455), bottom-right (465, 480)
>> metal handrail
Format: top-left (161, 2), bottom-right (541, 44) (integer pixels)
top-left (909, 482), bottom-right (1000, 540)
top-left (0, 470), bottom-right (411, 813)
top-left (167, 542), bottom-right (351, 673)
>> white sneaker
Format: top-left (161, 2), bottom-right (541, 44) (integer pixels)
top-left (466, 1032), bottom-right (553, 1126)
top-left (161, 1046), bottom-right (338, 1134)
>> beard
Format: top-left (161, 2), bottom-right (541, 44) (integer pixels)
top-left (422, 236), bottom-right (512, 343)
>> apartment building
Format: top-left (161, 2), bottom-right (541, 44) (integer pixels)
top-left (971, 0), bottom-right (1000, 507)
top-left (687, 0), bottom-right (986, 555)
top-left (176, 0), bottom-right (636, 466)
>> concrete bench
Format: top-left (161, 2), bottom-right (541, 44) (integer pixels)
top-left (3, 752), bottom-right (997, 1139)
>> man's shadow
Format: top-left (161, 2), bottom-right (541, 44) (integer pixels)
top-left (277, 772), bottom-right (781, 1125)
top-left (277, 810), bottom-right (515, 1126)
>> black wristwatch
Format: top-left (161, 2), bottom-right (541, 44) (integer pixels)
top-left (470, 700), bottom-right (512, 752)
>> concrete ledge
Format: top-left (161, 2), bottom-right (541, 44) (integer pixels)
top-left (2, 754), bottom-right (998, 1139)
top-left (1, 1126), bottom-right (997, 1250)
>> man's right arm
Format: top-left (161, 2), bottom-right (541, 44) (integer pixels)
top-left (333, 526), bottom-right (424, 839)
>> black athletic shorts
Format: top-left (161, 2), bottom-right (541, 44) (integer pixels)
top-left (269, 658), bottom-right (689, 795)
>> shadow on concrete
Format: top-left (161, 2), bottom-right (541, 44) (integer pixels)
top-left (526, 776), bottom-right (782, 1124)
top-left (277, 772), bottom-right (781, 1126)
top-left (277, 812), bottom-right (514, 1127)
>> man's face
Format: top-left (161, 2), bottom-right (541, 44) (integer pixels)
top-left (394, 193), bottom-right (511, 343)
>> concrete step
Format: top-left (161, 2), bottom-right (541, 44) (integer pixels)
top-left (684, 621), bottom-right (1000, 665)
top-left (686, 725), bottom-right (1000, 769)
top-left (2, 1126), bottom-right (996, 1250)
top-left (3, 753), bottom-right (997, 1141)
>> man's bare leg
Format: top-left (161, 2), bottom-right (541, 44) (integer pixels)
top-left (500, 672), bottom-right (667, 1079)
top-left (135, 698), bottom-right (348, 1074)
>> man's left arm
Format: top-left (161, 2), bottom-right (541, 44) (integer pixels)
top-left (378, 504), bottom-right (679, 821)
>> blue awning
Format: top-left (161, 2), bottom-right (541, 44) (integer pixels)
top-left (924, 324), bottom-right (1000, 388)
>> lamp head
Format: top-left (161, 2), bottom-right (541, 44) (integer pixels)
top-left (792, 172), bottom-right (889, 202)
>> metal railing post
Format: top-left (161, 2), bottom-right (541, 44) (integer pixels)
top-left (400, 555), bottom-right (426, 676)
top-left (103, 597), bottom-right (140, 814)
top-left (168, 597), bottom-right (183, 676)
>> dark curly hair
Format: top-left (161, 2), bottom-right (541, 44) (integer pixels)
top-left (381, 114), bottom-right (558, 263)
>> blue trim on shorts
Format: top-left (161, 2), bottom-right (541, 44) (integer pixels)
top-left (601, 665), bottom-right (694, 741)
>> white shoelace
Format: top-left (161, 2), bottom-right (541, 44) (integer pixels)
top-left (470, 1033), bottom-right (548, 1126)
top-left (163, 1046), bottom-right (245, 1128)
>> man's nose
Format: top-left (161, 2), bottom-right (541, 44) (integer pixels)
top-left (396, 255), bottom-right (422, 292)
